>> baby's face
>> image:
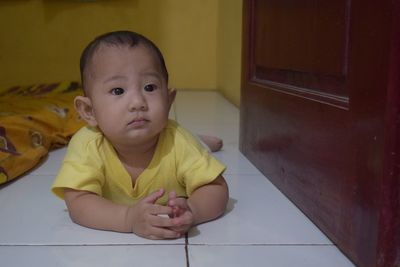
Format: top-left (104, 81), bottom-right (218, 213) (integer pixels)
top-left (84, 44), bottom-right (171, 147)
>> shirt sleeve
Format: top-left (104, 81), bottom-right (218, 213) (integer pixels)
top-left (51, 129), bottom-right (105, 200)
top-left (175, 126), bottom-right (226, 196)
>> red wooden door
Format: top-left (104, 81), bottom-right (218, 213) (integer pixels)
top-left (240, 1), bottom-right (400, 267)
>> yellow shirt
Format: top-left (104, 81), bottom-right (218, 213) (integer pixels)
top-left (51, 120), bottom-right (226, 205)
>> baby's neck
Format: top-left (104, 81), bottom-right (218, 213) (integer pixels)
top-left (114, 136), bottom-right (158, 168)
top-left (114, 137), bottom-right (159, 185)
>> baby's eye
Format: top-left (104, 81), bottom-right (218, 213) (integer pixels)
top-left (110, 88), bottom-right (125, 95)
top-left (144, 84), bottom-right (157, 92)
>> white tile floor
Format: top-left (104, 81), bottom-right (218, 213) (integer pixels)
top-left (0, 91), bottom-right (355, 266)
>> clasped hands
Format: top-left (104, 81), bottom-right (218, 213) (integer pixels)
top-left (126, 188), bottom-right (195, 240)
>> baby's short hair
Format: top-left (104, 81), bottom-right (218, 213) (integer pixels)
top-left (80, 30), bottom-right (169, 91)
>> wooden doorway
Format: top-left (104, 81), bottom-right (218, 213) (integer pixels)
top-left (240, 1), bottom-right (400, 266)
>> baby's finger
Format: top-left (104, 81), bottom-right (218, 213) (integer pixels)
top-left (149, 204), bottom-right (173, 217)
top-left (142, 189), bottom-right (165, 204)
top-left (168, 191), bottom-right (177, 207)
top-left (168, 191), bottom-right (177, 200)
top-left (151, 214), bottom-right (179, 228)
top-left (169, 223), bottom-right (190, 233)
top-left (146, 226), bottom-right (182, 240)
top-left (172, 211), bottom-right (194, 226)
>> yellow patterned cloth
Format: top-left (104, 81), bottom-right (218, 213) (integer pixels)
top-left (0, 82), bottom-right (85, 184)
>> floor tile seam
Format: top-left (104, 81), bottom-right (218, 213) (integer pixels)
top-left (185, 243), bottom-right (335, 247)
top-left (0, 243), bottom-right (186, 247)
top-left (184, 234), bottom-right (190, 267)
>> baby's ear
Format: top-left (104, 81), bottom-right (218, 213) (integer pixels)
top-left (74, 96), bottom-right (98, 127)
top-left (168, 88), bottom-right (177, 108)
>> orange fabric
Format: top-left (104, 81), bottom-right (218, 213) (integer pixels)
top-left (0, 82), bottom-right (85, 184)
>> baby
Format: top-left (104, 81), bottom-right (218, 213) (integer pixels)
top-left (51, 31), bottom-right (229, 239)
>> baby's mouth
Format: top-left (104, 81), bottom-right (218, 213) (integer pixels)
top-left (127, 118), bottom-right (149, 128)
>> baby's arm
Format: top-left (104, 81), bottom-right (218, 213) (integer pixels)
top-left (168, 175), bottom-right (229, 232)
top-left (187, 175), bottom-right (229, 224)
top-left (64, 188), bottom-right (181, 239)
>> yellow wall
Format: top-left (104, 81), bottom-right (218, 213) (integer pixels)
top-left (217, 0), bottom-right (242, 107)
top-left (0, 0), bottom-right (241, 106)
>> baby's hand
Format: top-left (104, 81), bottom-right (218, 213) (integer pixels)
top-left (126, 189), bottom-right (181, 240)
top-left (167, 191), bottom-right (195, 234)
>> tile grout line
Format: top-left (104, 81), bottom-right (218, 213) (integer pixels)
top-left (185, 243), bottom-right (335, 247)
top-left (185, 234), bottom-right (190, 267)
top-left (0, 243), bottom-right (336, 247)
top-left (0, 243), bottom-right (185, 247)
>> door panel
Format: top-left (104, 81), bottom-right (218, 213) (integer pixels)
top-left (240, 1), bottom-right (399, 266)
top-left (253, 0), bottom-right (349, 101)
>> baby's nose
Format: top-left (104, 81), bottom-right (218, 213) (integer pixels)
top-left (129, 92), bottom-right (147, 111)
